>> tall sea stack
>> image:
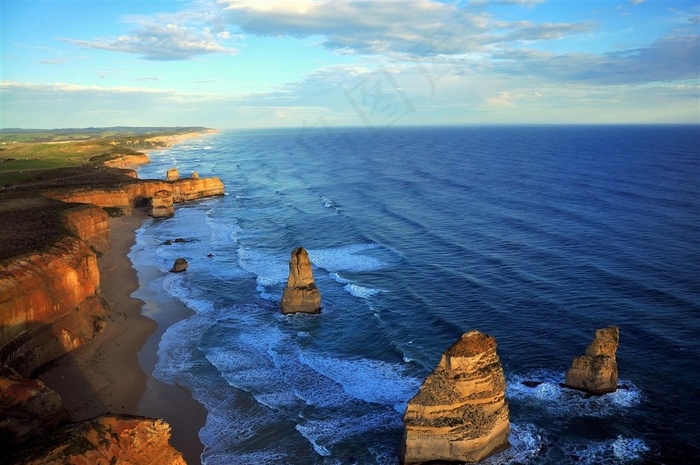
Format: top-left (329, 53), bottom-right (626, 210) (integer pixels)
top-left (401, 330), bottom-right (510, 464)
top-left (564, 326), bottom-right (619, 394)
top-left (280, 247), bottom-right (321, 314)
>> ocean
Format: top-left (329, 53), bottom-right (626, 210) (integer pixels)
top-left (129, 126), bottom-right (699, 464)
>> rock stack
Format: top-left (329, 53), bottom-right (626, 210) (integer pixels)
top-left (150, 190), bottom-right (174, 218)
top-left (280, 247), bottom-right (321, 314)
top-left (165, 168), bottom-right (180, 182)
top-left (191, 171), bottom-right (200, 180)
top-left (401, 331), bottom-right (510, 464)
top-left (564, 326), bottom-right (619, 394)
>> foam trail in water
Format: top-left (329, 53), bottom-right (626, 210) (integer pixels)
top-left (507, 369), bottom-right (642, 417)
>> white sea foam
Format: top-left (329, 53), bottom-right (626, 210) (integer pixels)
top-left (565, 436), bottom-right (650, 464)
top-left (482, 423), bottom-right (545, 464)
top-left (507, 369), bottom-right (642, 417)
top-left (299, 353), bottom-right (421, 408)
top-left (295, 409), bottom-right (403, 458)
top-left (307, 244), bottom-right (389, 273)
top-left (344, 282), bottom-right (383, 298)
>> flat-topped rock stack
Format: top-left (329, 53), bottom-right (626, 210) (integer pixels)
top-left (151, 189), bottom-right (174, 218)
top-left (401, 330), bottom-right (510, 464)
top-left (564, 326), bottom-right (619, 394)
top-left (280, 247), bottom-right (322, 314)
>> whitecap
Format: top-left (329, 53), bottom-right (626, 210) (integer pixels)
top-left (307, 243), bottom-right (389, 273)
top-left (299, 353), bottom-right (421, 408)
top-left (564, 436), bottom-right (650, 464)
top-left (344, 282), bottom-right (383, 298)
top-left (507, 369), bottom-right (642, 417)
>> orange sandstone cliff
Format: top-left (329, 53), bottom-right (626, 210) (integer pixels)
top-left (0, 199), bottom-right (110, 376)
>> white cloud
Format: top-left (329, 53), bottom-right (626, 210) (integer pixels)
top-left (60, 7), bottom-right (236, 60)
top-left (217, 0), bottom-right (589, 55)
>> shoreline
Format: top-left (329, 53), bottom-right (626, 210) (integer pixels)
top-left (37, 210), bottom-right (208, 464)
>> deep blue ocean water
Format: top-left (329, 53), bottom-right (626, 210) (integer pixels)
top-left (130, 126), bottom-right (699, 464)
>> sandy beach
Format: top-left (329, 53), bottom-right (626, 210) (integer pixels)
top-left (37, 209), bottom-right (208, 464)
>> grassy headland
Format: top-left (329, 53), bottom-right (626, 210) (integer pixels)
top-left (0, 127), bottom-right (210, 186)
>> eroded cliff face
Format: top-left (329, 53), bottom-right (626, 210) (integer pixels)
top-left (7, 414), bottom-right (186, 465)
top-left (0, 201), bottom-right (110, 377)
top-left (61, 204), bottom-right (110, 254)
top-left (401, 331), bottom-right (510, 464)
top-left (0, 236), bottom-right (107, 377)
top-left (45, 176), bottom-right (225, 213)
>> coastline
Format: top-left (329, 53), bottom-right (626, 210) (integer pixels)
top-left (37, 211), bottom-right (208, 463)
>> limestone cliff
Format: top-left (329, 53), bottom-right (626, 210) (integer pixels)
top-left (280, 247), bottom-right (322, 314)
top-left (0, 200), bottom-right (110, 376)
top-left (45, 176), bottom-right (225, 213)
top-left (564, 326), bottom-right (619, 394)
top-left (6, 414), bottom-right (186, 465)
top-left (401, 330), bottom-right (510, 464)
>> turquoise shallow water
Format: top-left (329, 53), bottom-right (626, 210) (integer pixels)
top-left (131, 126), bottom-right (699, 464)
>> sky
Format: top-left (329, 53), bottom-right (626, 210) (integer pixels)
top-left (1, 0), bottom-right (699, 129)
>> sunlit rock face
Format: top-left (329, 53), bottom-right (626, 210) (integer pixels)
top-left (166, 167), bottom-right (180, 182)
top-left (61, 203), bottom-right (110, 254)
top-left (151, 190), bottom-right (174, 218)
top-left (0, 365), bottom-right (69, 447)
top-left (9, 415), bottom-right (186, 465)
top-left (0, 235), bottom-right (107, 377)
top-left (565, 326), bottom-right (619, 394)
top-left (401, 330), bottom-right (510, 464)
top-left (280, 247), bottom-right (322, 314)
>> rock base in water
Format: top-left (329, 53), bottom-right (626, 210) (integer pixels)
top-left (564, 326), bottom-right (619, 394)
top-left (280, 247), bottom-right (321, 314)
top-left (170, 258), bottom-right (188, 273)
top-left (401, 331), bottom-right (510, 464)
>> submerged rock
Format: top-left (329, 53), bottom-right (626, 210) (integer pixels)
top-left (564, 326), bottom-right (619, 394)
top-left (165, 168), bottom-right (180, 182)
top-left (401, 330), bottom-right (510, 464)
top-left (150, 189), bottom-right (174, 218)
top-left (280, 247), bottom-right (321, 314)
top-left (170, 258), bottom-right (188, 273)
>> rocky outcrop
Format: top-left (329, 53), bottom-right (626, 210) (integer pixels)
top-left (280, 247), bottom-right (321, 314)
top-left (0, 365), bottom-right (69, 448)
top-left (564, 326), bottom-right (619, 394)
top-left (7, 415), bottom-right (186, 465)
top-left (170, 258), bottom-right (188, 273)
top-left (151, 190), bottom-right (174, 218)
top-left (191, 171), bottom-right (200, 180)
top-left (166, 168), bottom-right (180, 182)
top-left (401, 331), bottom-right (510, 464)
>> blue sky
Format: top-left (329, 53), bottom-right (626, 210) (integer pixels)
top-left (1, 0), bottom-right (698, 129)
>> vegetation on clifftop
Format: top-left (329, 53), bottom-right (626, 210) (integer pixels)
top-left (0, 126), bottom-right (210, 186)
